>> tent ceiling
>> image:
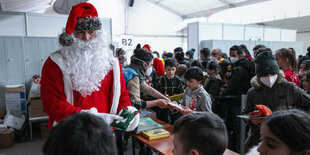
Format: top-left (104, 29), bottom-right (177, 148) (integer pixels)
top-left (148, 0), bottom-right (269, 19)
top-left (258, 16), bottom-right (310, 33)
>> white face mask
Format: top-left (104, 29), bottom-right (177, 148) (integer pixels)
top-left (260, 74), bottom-right (278, 88)
top-left (230, 57), bottom-right (239, 64)
top-left (211, 56), bottom-right (217, 61)
top-left (145, 66), bottom-right (153, 76)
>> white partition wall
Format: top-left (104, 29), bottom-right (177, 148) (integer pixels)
top-left (188, 22), bottom-right (297, 59)
top-left (0, 12), bottom-right (112, 108)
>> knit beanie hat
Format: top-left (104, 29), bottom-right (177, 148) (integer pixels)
top-left (186, 50), bottom-right (194, 58)
top-left (59, 2), bottom-right (102, 46)
top-left (255, 50), bottom-right (279, 77)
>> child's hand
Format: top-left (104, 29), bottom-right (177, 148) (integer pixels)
top-left (180, 107), bottom-right (193, 115)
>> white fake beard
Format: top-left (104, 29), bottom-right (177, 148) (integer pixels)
top-left (61, 30), bottom-right (114, 97)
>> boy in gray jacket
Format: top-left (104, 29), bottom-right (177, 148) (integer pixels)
top-left (180, 67), bottom-right (212, 114)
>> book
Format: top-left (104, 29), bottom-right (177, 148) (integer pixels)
top-left (169, 93), bottom-right (184, 102)
top-left (141, 128), bottom-right (170, 140)
top-left (135, 117), bottom-right (163, 133)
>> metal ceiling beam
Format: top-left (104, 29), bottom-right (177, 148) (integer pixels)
top-left (183, 0), bottom-right (269, 19)
top-left (147, 0), bottom-right (184, 18)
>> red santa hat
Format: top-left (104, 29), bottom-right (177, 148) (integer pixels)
top-left (59, 2), bottom-right (102, 46)
top-left (142, 44), bottom-right (151, 52)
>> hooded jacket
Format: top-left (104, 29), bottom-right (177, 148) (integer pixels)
top-left (226, 58), bottom-right (252, 96)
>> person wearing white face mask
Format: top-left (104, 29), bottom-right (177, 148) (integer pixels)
top-left (243, 49), bottom-right (310, 153)
top-left (123, 48), bottom-right (170, 110)
top-left (225, 45), bottom-right (252, 153)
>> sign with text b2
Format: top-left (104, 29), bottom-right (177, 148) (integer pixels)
top-left (120, 35), bottom-right (134, 49)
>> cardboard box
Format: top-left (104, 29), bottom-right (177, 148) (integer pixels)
top-left (40, 121), bottom-right (50, 139)
top-left (4, 85), bottom-right (26, 114)
top-left (28, 98), bottom-right (47, 118)
top-left (0, 128), bottom-right (14, 149)
top-left (3, 112), bottom-right (25, 130)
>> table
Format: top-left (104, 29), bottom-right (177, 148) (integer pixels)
top-left (129, 119), bottom-right (173, 155)
top-left (130, 119), bottom-right (240, 155)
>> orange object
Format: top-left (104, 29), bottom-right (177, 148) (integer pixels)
top-left (255, 104), bottom-right (272, 116)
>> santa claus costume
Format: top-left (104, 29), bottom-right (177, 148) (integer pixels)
top-left (41, 2), bottom-right (139, 130)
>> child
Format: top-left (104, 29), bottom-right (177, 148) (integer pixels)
top-left (43, 113), bottom-right (117, 155)
top-left (153, 58), bottom-right (186, 123)
top-left (258, 109), bottom-right (310, 155)
top-left (173, 112), bottom-right (228, 155)
top-left (180, 67), bottom-right (212, 114)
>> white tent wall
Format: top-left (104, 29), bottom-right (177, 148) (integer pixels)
top-left (93, 0), bottom-right (185, 56)
top-left (297, 32), bottom-right (310, 55)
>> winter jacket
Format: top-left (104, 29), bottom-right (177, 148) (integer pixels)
top-left (203, 73), bottom-right (222, 102)
top-left (226, 58), bottom-right (252, 101)
top-left (181, 86), bottom-right (212, 112)
top-left (243, 71), bottom-right (310, 151)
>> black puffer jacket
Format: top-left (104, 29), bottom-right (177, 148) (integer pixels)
top-left (226, 58), bottom-right (252, 96)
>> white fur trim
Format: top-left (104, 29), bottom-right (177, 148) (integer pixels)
top-left (50, 51), bottom-right (74, 105)
top-left (110, 57), bottom-right (121, 114)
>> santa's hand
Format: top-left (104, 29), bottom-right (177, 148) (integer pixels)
top-left (111, 106), bottom-right (140, 131)
top-left (81, 108), bottom-right (123, 125)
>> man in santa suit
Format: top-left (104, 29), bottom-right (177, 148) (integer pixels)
top-left (41, 2), bottom-right (139, 131)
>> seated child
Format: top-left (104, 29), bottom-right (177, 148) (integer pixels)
top-left (153, 58), bottom-right (186, 123)
top-left (173, 112), bottom-right (228, 155)
top-left (43, 113), bottom-right (117, 155)
top-left (180, 67), bottom-right (212, 114)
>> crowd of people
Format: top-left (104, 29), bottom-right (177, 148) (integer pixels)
top-left (41, 2), bottom-right (310, 155)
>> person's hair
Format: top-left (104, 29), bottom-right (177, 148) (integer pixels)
top-left (307, 46), bottom-right (310, 53)
top-left (304, 70), bottom-right (310, 83)
top-left (165, 52), bottom-right (173, 58)
top-left (43, 113), bottom-right (117, 155)
top-left (207, 61), bottom-right (220, 72)
top-left (118, 56), bottom-right (126, 66)
top-left (302, 60), bottom-right (310, 70)
top-left (200, 48), bottom-right (211, 58)
top-left (275, 48), bottom-right (298, 73)
top-left (222, 53), bottom-right (228, 59)
top-left (116, 48), bottom-right (125, 57)
top-left (229, 45), bottom-right (242, 55)
top-left (175, 52), bottom-right (185, 62)
top-left (253, 44), bottom-right (266, 51)
top-left (131, 48), bottom-right (154, 66)
top-left (174, 47), bottom-right (183, 53)
top-left (262, 109), bottom-right (310, 153)
top-left (256, 47), bottom-right (272, 56)
top-left (173, 112), bottom-right (228, 155)
top-left (152, 51), bottom-right (160, 58)
top-left (184, 67), bottom-right (203, 81)
top-left (190, 60), bottom-right (202, 69)
top-left (165, 58), bottom-right (177, 68)
top-left (175, 64), bottom-right (188, 77)
top-left (135, 43), bottom-right (141, 49)
top-left (240, 44), bottom-right (251, 56)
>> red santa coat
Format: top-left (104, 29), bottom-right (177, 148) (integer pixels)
top-left (153, 57), bottom-right (165, 77)
top-left (41, 52), bottom-right (131, 129)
